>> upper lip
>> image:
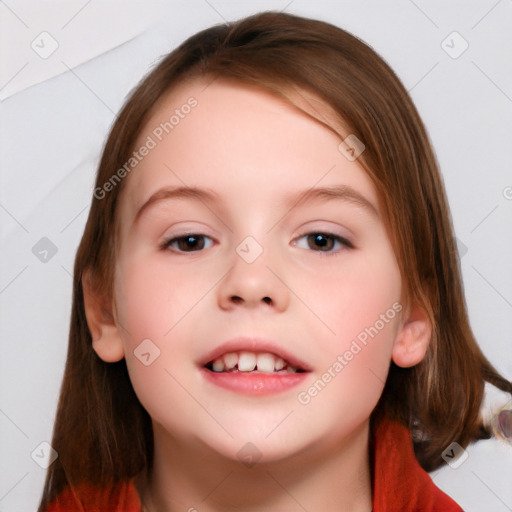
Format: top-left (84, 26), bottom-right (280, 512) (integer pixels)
top-left (198, 337), bottom-right (312, 371)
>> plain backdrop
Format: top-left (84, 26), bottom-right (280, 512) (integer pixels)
top-left (1, 1), bottom-right (511, 511)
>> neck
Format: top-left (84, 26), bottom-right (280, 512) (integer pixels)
top-left (135, 421), bottom-right (372, 512)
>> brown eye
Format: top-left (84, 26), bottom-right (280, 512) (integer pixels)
top-left (176, 235), bottom-right (205, 251)
top-left (163, 234), bottom-right (213, 252)
top-left (293, 232), bottom-right (353, 254)
top-left (307, 233), bottom-right (335, 251)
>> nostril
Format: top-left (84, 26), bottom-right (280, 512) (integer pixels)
top-left (228, 296), bottom-right (272, 305)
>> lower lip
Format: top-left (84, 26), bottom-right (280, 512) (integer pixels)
top-left (200, 368), bottom-right (310, 396)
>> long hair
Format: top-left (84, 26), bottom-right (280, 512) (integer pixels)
top-left (39, 10), bottom-right (512, 510)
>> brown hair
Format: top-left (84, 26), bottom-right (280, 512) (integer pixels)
top-left (39, 10), bottom-right (512, 509)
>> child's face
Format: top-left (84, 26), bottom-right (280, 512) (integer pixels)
top-left (110, 79), bottom-right (404, 462)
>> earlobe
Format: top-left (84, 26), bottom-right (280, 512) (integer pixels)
top-left (392, 302), bottom-right (431, 368)
top-left (82, 270), bottom-right (125, 363)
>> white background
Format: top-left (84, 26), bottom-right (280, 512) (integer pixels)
top-left (1, 1), bottom-right (511, 511)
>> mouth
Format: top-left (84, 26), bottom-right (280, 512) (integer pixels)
top-left (199, 338), bottom-right (311, 396)
top-left (204, 351), bottom-right (307, 374)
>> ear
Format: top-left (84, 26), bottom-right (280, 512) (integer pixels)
top-left (82, 270), bottom-right (125, 362)
top-left (392, 301), bottom-right (431, 368)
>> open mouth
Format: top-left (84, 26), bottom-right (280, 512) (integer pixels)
top-left (204, 351), bottom-right (307, 374)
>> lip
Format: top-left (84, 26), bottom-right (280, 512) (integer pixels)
top-left (197, 336), bottom-right (313, 372)
top-left (200, 367), bottom-right (310, 396)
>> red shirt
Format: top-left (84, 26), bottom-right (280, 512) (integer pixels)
top-left (44, 419), bottom-right (462, 511)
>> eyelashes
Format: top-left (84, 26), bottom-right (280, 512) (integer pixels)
top-left (161, 234), bottom-right (214, 252)
top-left (292, 233), bottom-right (353, 254)
top-left (161, 232), bottom-right (354, 256)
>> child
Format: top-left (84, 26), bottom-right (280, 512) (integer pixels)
top-left (39, 11), bottom-right (512, 512)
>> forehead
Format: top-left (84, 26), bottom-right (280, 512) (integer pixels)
top-left (122, 78), bottom-right (379, 218)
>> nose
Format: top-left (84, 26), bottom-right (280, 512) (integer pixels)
top-left (216, 240), bottom-right (290, 312)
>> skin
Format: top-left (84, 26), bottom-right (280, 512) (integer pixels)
top-left (84, 78), bottom-right (431, 512)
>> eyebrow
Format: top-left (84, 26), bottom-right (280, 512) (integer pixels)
top-left (134, 186), bottom-right (219, 224)
top-left (286, 184), bottom-right (379, 217)
top-left (133, 183), bottom-right (378, 224)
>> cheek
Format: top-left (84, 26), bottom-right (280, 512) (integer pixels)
top-left (295, 309), bottom-right (400, 440)
top-left (293, 246), bottom-right (401, 411)
top-left (124, 355), bottom-right (206, 442)
top-left (113, 268), bottom-right (200, 436)
top-left (300, 249), bottom-right (402, 350)
top-left (114, 256), bottom-right (208, 340)
top-left (113, 257), bottom-right (218, 434)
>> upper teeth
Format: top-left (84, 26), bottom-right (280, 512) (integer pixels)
top-left (210, 351), bottom-right (297, 373)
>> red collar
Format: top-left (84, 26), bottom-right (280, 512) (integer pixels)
top-left (372, 419), bottom-right (462, 511)
top-left (45, 419), bottom-right (462, 511)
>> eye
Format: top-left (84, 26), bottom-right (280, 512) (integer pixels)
top-left (293, 232), bottom-right (353, 253)
top-left (161, 234), bottom-right (214, 253)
